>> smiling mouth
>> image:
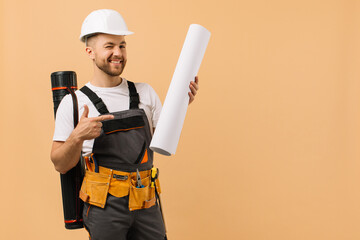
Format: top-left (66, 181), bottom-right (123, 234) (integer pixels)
top-left (109, 59), bottom-right (123, 64)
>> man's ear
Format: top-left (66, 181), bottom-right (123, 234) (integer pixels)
top-left (85, 47), bottom-right (95, 60)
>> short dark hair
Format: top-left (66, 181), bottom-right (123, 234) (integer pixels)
top-left (85, 33), bottom-right (99, 46)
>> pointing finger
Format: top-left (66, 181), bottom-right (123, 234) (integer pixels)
top-left (93, 114), bottom-right (114, 122)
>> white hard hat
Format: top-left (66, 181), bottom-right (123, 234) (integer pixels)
top-left (80, 9), bottom-right (134, 42)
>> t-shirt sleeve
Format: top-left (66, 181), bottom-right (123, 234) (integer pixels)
top-left (147, 84), bottom-right (162, 128)
top-left (53, 94), bottom-right (75, 142)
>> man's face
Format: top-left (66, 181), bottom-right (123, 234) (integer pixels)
top-left (87, 34), bottom-right (127, 77)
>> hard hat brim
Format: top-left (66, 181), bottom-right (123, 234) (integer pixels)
top-left (80, 30), bottom-right (134, 42)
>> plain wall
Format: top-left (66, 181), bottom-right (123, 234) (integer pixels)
top-left (1, 0), bottom-right (360, 239)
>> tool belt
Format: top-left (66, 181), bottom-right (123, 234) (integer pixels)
top-left (79, 156), bottom-right (161, 211)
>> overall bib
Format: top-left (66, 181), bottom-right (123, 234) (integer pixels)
top-left (79, 81), bottom-right (166, 240)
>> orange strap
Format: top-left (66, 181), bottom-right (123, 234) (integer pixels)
top-left (52, 86), bottom-right (77, 91)
top-left (84, 156), bottom-right (93, 172)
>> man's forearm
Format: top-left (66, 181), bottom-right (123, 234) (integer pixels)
top-left (51, 133), bottom-right (84, 174)
top-left (51, 105), bottom-right (114, 173)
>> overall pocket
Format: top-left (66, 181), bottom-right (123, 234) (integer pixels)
top-left (80, 170), bottom-right (111, 208)
top-left (129, 176), bottom-right (156, 211)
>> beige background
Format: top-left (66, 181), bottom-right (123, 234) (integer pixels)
top-left (1, 0), bottom-right (360, 239)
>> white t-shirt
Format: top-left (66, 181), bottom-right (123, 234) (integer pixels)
top-left (53, 78), bottom-right (162, 156)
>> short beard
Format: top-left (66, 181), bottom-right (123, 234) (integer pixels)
top-left (95, 59), bottom-right (126, 77)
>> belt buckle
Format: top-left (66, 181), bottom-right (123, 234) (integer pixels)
top-left (113, 174), bottom-right (128, 181)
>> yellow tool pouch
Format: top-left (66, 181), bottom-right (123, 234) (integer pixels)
top-left (79, 170), bottom-right (111, 208)
top-left (129, 175), bottom-right (161, 211)
top-left (79, 164), bottom-right (161, 211)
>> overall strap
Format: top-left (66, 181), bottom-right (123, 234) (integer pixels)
top-left (66, 87), bottom-right (79, 127)
top-left (80, 86), bottom-right (110, 114)
top-left (80, 80), bottom-right (139, 113)
top-left (127, 81), bottom-right (139, 109)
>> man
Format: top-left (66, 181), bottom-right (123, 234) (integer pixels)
top-left (51, 9), bottom-right (199, 240)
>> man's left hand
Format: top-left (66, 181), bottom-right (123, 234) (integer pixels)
top-left (189, 76), bottom-right (199, 105)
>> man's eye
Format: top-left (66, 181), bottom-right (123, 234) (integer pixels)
top-left (105, 46), bottom-right (112, 49)
top-left (120, 45), bottom-right (126, 48)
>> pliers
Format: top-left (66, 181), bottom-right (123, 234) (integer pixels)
top-left (136, 169), bottom-right (145, 188)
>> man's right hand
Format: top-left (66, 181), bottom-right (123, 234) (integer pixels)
top-left (51, 104), bottom-right (114, 174)
top-left (72, 105), bottom-right (114, 141)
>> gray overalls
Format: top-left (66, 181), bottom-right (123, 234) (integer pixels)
top-left (79, 81), bottom-right (166, 240)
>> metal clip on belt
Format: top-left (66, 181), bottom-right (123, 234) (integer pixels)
top-left (113, 174), bottom-right (128, 180)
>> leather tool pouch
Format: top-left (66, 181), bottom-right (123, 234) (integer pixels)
top-left (79, 170), bottom-right (111, 208)
top-left (129, 176), bottom-right (161, 211)
top-left (80, 167), bottom-right (161, 211)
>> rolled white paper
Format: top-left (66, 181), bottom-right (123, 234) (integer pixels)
top-left (150, 24), bottom-right (211, 156)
